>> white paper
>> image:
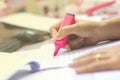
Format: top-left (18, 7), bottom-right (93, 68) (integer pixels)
top-left (0, 53), bottom-right (30, 80)
top-left (8, 40), bottom-right (120, 80)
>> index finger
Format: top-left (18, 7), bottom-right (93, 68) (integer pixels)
top-left (75, 60), bottom-right (111, 74)
top-left (49, 21), bottom-right (62, 38)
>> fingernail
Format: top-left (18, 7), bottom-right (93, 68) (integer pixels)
top-left (73, 58), bottom-right (80, 61)
top-left (76, 70), bottom-right (81, 74)
top-left (75, 68), bottom-right (83, 74)
top-left (68, 61), bottom-right (77, 68)
top-left (68, 63), bottom-right (74, 68)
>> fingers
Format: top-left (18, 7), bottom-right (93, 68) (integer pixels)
top-left (54, 25), bottom-right (77, 40)
top-left (49, 21), bottom-right (61, 38)
top-left (70, 56), bottom-right (95, 68)
top-left (50, 21), bottom-right (76, 39)
top-left (73, 51), bottom-right (99, 61)
top-left (49, 20), bottom-right (85, 50)
top-left (75, 60), bottom-right (111, 74)
top-left (69, 53), bottom-right (95, 68)
top-left (67, 36), bottom-right (85, 50)
top-left (50, 20), bottom-right (79, 40)
top-left (63, 35), bottom-right (85, 50)
top-left (69, 51), bottom-right (111, 73)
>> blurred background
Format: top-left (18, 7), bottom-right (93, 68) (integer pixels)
top-left (0, 0), bottom-right (120, 18)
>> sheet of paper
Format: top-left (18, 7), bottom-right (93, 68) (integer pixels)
top-left (93, 70), bottom-right (120, 80)
top-left (17, 67), bottom-right (93, 80)
top-left (22, 40), bottom-right (120, 69)
top-left (13, 40), bottom-right (120, 69)
top-left (0, 53), bottom-right (30, 80)
top-left (9, 40), bottom-right (120, 80)
top-left (13, 42), bottom-right (94, 69)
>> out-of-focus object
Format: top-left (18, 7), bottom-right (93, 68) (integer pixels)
top-left (37, 0), bottom-right (60, 17)
top-left (37, 0), bottom-right (75, 18)
top-left (6, 0), bottom-right (27, 14)
top-left (0, 12), bottom-right (59, 31)
top-left (58, 0), bottom-right (83, 18)
top-left (0, 0), bottom-right (7, 17)
top-left (0, 38), bottom-right (22, 52)
top-left (0, 29), bottom-right (50, 53)
top-left (0, 21), bottom-right (51, 52)
top-left (12, 30), bottom-right (47, 44)
top-left (25, 0), bottom-right (39, 14)
top-left (85, 0), bottom-right (119, 16)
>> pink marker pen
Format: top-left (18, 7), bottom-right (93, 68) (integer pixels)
top-left (53, 13), bottom-right (75, 57)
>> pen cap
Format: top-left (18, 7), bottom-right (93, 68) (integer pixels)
top-left (60, 13), bottom-right (75, 28)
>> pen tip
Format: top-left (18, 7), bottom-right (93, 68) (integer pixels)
top-left (53, 45), bottom-right (61, 57)
top-left (53, 51), bottom-right (57, 57)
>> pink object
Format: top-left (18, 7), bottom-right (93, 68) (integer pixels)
top-left (86, 0), bottom-right (116, 16)
top-left (0, 9), bottom-right (7, 17)
top-left (53, 13), bottom-right (75, 57)
top-left (0, 1), bottom-right (7, 17)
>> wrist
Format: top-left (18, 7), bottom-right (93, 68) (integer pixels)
top-left (95, 20), bottom-right (120, 42)
top-left (95, 21), bottom-right (110, 42)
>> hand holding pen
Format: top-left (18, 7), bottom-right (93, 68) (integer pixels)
top-left (50, 15), bottom-right (100, 49)
top-left (50, 13), bottom-right (120, 74)
top-left (50, 14), bottom-right (115, 51)
top-left (53, 13), bottom-right (75, 56)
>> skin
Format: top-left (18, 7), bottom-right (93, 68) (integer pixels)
top-left (69, 45), bottom-right (120, 74)
top-left (49, 17), bottom-right (120, 73)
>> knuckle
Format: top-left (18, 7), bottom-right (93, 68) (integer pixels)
top-left (59, 28), bottom-right (66, 35)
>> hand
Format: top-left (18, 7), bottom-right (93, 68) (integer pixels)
top-left (69, 45), bottom-right (120, 74)
top-left (50, 19), bottom-right (105, 50)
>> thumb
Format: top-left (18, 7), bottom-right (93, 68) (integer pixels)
top-left (54, 25), bottom-right (75, 40)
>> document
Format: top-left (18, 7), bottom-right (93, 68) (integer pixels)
top-left (8, 40), bottom-right (120, 80)
top-left (0, 53), bottom-right (30, 80)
